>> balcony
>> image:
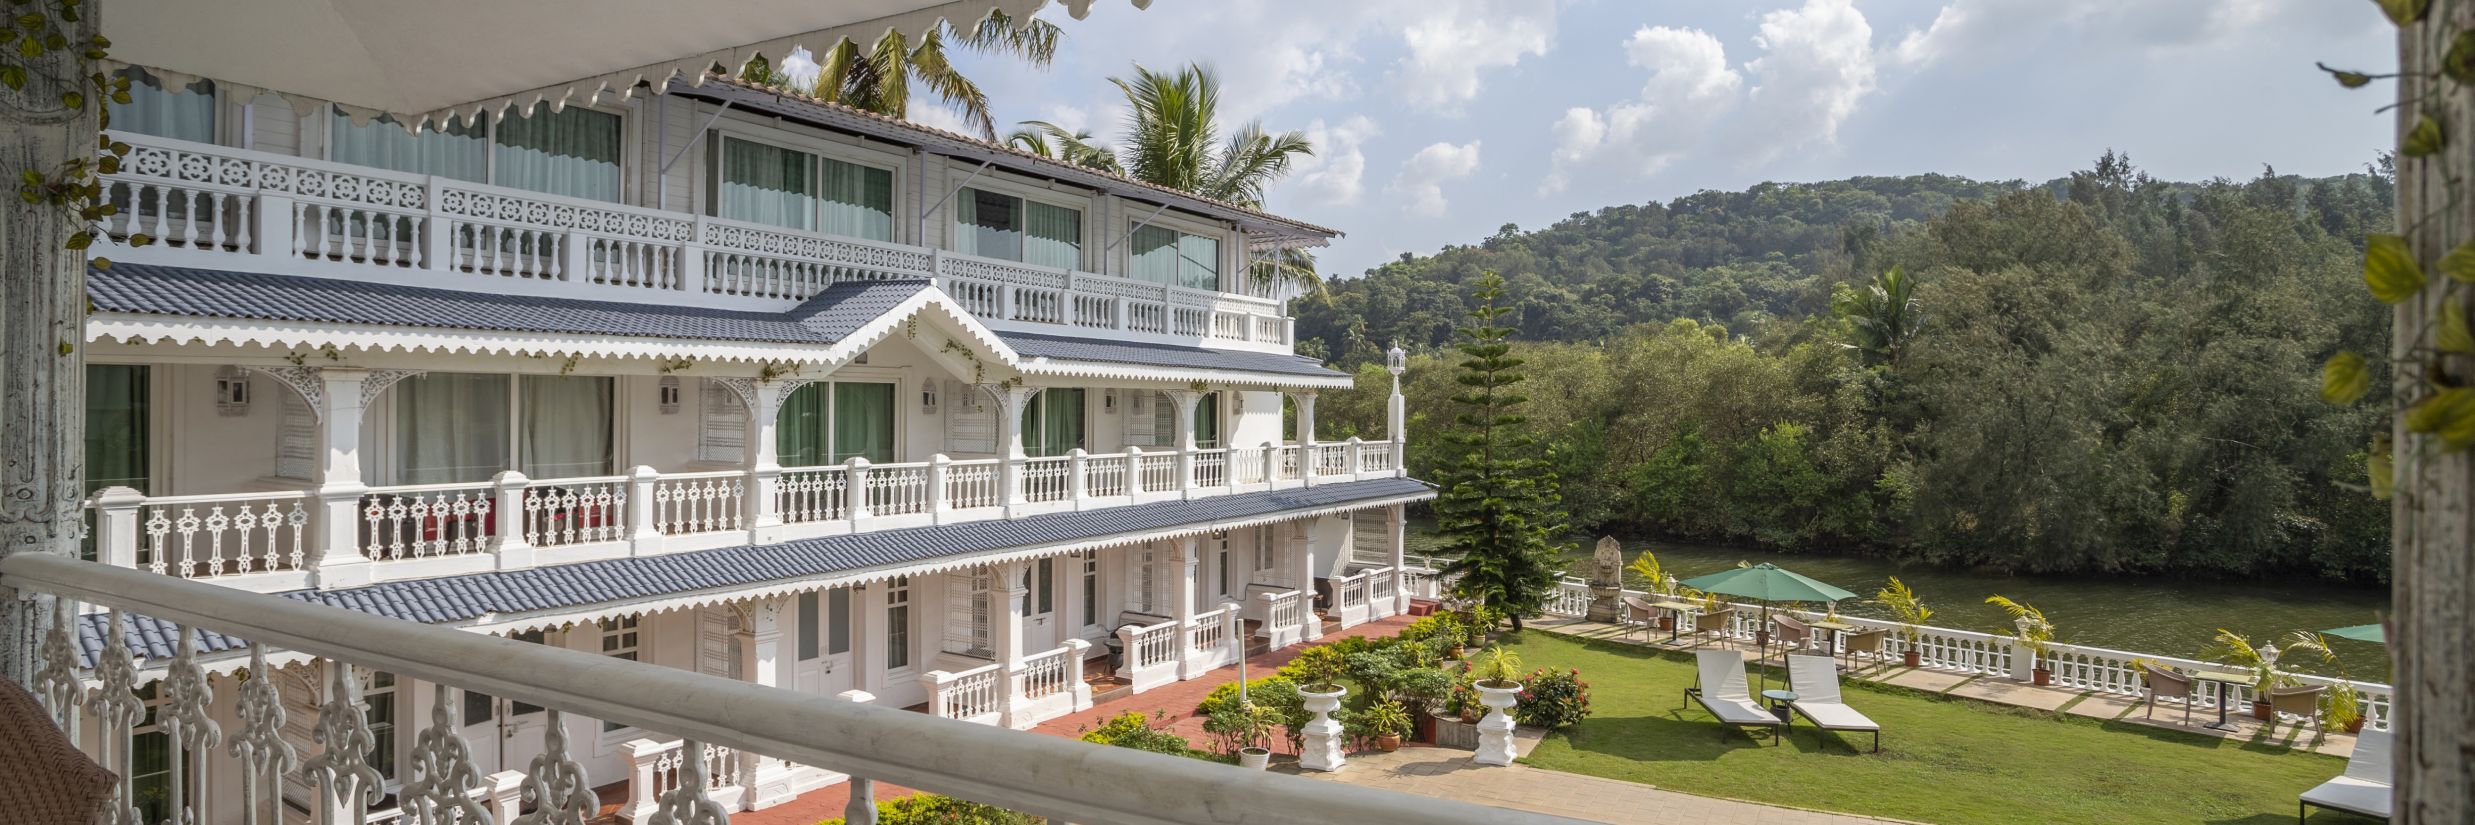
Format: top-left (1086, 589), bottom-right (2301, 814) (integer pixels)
top-left (5, 553), bottom-right (1569, 825)
top-left (89, 439), bottom-right (1405, 593)
top-left (94, 134), bottom-right (1296, 354)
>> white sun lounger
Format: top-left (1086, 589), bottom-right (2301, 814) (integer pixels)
top-left (2300, 728), bottom-right (2391, 822)
top-left (1685, 649), bottom-right (1782, 744)
top-left (1787, 654), bottom-right (1881, 753)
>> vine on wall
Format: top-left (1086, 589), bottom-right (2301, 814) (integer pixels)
top-left (5, 0), bottom-right (148, 270)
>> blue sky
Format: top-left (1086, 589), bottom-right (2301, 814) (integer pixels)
top-left (912, 0), bottom-right (2397, 280)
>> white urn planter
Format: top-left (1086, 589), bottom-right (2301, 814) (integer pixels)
top-left (1298, 685), bottom-right (1349, 772)
top-left (1472, 681), bottom-right (1522, 767)
top-left (1238, 747), bottom-right (1272, 770)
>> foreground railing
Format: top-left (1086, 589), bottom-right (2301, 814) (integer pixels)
top-left (90, 436), bottom-right (1408, 592)
top-left (103, 133), bottom-right (1294, 353)
top-left (1541, 578), bottom-right (2396, 731)
top-left (8, 554), bottom-right (1575, 825)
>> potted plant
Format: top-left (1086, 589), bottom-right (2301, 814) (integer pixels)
top-left (1288, 645), bottom-right (1350, 772)
top-left (1433, 612), bottom-right (1467, 659)
top-left (1470, 647), bottom-right (1524, 766)
top-left (1986, 596), bottom-right (2055, 686)
top-left (1204, 700), bottom-right (1279, 769)
top-left (2201, 628), bottom-right (2299, 720)
top-left (1625, 551), bottom-right (1677, 631)
top-left (1363, 700), bottom-right (1413, 752)
top-left (1874, 577), bottom-right (1932, 667)
top-left (2278, 631), bottom-right (2368, 733)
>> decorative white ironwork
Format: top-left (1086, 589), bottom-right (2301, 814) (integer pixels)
top-left (30, 597), bottom-right (81, 730)
top-left (361, 368), bottom-right (429, 409)
top-left (648, 739), bottom-right (734, 825)
top-left (245, 366), bottom-right (326, 421)
top-left (160, 626), bottom-right (225, 824)
top-left (402, 684), bottom-right (493, 825)
top-left (709, 377), bottom-right (760, 418)
top-left (513, 710), bottom-right (597, 825)
top-left (88, 611), bottom-right (145, 825)
top-left (228, 644), bottom-right (297, 825)
top-left (302, 662), bottom-right (389, 822)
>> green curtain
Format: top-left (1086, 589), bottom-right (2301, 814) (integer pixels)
top-left (956, 188), bottom-right (1018, 260)
top-left (330, 109), bottom-right (487, 182)
top-left (1025, 201), bottom-right (1082, 269)
top-left (1129, 224), bottom-right (1180, 286)
top-left (720, 139), bottom-right (816, 230)
top-left (108, 67), bottom-right (213, 144)
top-left (394, 373), bottom-right (510, 484)
top-left (1178, 232), bottom-right (1220, 291)
top-left (494, 104), bottom-right (621, 202)
top-left (1193, 392), bottom-right (1220, 449)
top-left (777, 383), bottom-right (831, 467)
top-left (519, 375), bottom-right (613, 478)
top-left (832, 383), bottom-right (895, 463)
top-left (821, 157), bottom-right (893, 240)
top-left (85, 365), bottom-right (149, 494)
top-left (1026, 388), bottom-right (1085, 457)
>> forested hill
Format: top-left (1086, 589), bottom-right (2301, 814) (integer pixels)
top-left (1304, 155), bottom-right (2399, 581)
top-left (1297, 161), bottom-right (2393, 365)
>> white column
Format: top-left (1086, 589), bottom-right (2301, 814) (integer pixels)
top-left (1293, 390), bottom-right (1318, 446)
top-left (1289, 521), bottom-right (1321, 641)
top-left (1067, 448), bottom-right (1090, 508)
top-left (927, 454), bottom-right (952, 523)
top-left (991, 562), bottom-right (1029, 724)
top-left (627, 465), bottom-right (661, 554)
top-left (1388, 504), bottom-right (1411, 614)
top-left (739, 598), bottom-right (801, 808)
top-left (745, 382), bottom-right (788, 539)
top-left (1169, 390), bottom-right (1202, 500)
top-left (1172, 536), bottom-right (1203, 678)
top-left (995, 385), bottom-right (1036, 512)
top-left (90, 487), bottom-right (145, 571)
top-left (848, 583), bottom-right (876, 694)
top-left (492, 470), bottom-right (535, 570)
top-left (313, 369), bottom-right (375, 587)
top-left (1386, 370), bottom-right (1407, 476)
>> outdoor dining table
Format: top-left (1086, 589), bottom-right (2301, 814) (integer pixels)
top-left (1653, 600), bottom-right (1699, 645)
top-left (1810, 619), bottom-right (1857, 655)
top-left (2188, 668), bottom-right (2254, 732)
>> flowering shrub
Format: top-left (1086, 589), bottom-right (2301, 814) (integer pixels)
top-left (1513, 668), bottom-right (1592, 729)
top-left (1079, 711), bottom-right (1210, 759)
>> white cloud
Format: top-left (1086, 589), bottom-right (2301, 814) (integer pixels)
top-left (907, 104), bottom-right (979, 137)
top-left (775, 46), bottom-right (822, 91)
top-left (1393, 0), bottom-right (1556, 110)
top-left (1544, 25), bottom-right (1742, 191)
top-left (1890, 0), bottom-right (2316, 68)
top-left (1285, 116), bottom-right (1381, 207)
top-left (1729, 0), bottom-right (1878, 165)
top-left (1390, 141), bottom-right (1482, 216)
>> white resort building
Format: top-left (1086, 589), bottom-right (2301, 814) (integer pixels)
top-left (30, 47), bottom-right (1447, 824)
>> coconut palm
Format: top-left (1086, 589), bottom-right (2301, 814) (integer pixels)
top-left (1100, 62), bottom-right (1322, 296)
top-left (750, 10), bottom-right (1060, 141)
top-left (1005, 120), bottom-right (1121, 173)
top-left (1833, 265), bottom-right (1921, 366)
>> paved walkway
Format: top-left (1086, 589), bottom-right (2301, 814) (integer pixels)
top-left (1297, 745), bottom-right (1911, 825)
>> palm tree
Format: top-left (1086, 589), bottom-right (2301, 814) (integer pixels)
top-left (747, 10), bottom-right (1060, 142)
top-left (1005, 120), bottom-right (1120, 173)
top-left (1834, 265), bottom-right (1921, 366)
top-left (1088, 63), bottom-right (1322, 296)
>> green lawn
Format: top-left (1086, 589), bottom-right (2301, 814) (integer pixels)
top-left (1499, 632), bottom-right (2379, 825)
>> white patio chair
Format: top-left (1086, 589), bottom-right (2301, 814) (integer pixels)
top-left (1787, 654), bottom-right (1882, 753)
top-left (2299, 727), bottom-right (2391, 823)
top-left (1683, 649), bottom-right (1782, 745)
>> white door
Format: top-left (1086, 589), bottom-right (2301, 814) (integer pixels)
top-left (1025, 558), bottom-right (1061, 652)
top-left (458, 631), bottom-right (549, 774)
top-left (794, 588), bottom-right (859, 697)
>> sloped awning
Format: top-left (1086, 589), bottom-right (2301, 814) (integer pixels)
top-left (99, 0), bottom-right (1145, 128)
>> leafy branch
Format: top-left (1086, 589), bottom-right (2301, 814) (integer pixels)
top-left (3, 0), bottom-right (147, 269)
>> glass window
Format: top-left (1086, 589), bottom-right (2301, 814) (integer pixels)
top-left (828, 588), bottom-right (851, 654)
top-left (86, 365), bottom-right (149, 495)
top-left (1036, 557), bottom-right (1054, 615)
top-left (1193, 392), bottom-right (1221, 449)
top-left (331, 110), bottom-right (487, 182)
top-left (393, 373), bottom-right (510, 485)
top-left (821, 157), bottom-right (894, 241)
top-left (600, 617), bottom-right (641, 731)
top-left (519, 375), bottom-right (613, 479)
top-left (130, 684), bottom-right (175, 825)
top-left (108, 67), bottom-right (214, 144)
top-left (364, 671), bottom-right (398, 779)
top-left (1023, 388), bottom-right (1085, 458)
top-left (886, 578), bottom-right (912, 670)
top-left (1128, 224), bottom-right (1221, 291)
top-left (798, 591), bottom-right (821, 661)
top-left (494, 104), bottom-right (622, 202)
top-left (778, 382), bottom-right (897, 466)
top-left (1080, 551), bottom-right (1098, 627)
top-left (719, 138), bottom-right (817, 230)
top-left (958, 188), bottom-right (1081, 269)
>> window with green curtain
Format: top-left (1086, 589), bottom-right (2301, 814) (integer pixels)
top-left (831, 382), bottom-right (895, 462)
top-left (1192, 392), bottom-right (1221, 449)
top-left (1023, 388), bottom-right (1086, 457)
top-left (86, 365), bottom-right (149, 495)
top-left (1128, 224), bottom-right (1180, 286)
top-left (777, 383), bottom-right (831, 467)
top-left (1178, 232), bottom-right (1220, 290)
top-left (108, 67), bottom-right (214, 143)
top-left (519, 375), bottom-right (612, 479)
top-left (777, 382), bottom-right (896, 465)
top-left (719, 138), bottom-right (816, 230)
top-left (393, 373), bottom-right (510, 484)
top-left (958, 188), bottom-right (1081, 269)
top-left (493, 104), bottom-right (621, 202)
top-left (330, 109), bottom-right (487, 182)
top-left (820, 157), bottom-right (894, 240)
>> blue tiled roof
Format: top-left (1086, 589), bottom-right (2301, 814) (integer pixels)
top-left (79, 477), bottom-right (1433, 665)
top-left (89, 263), bottom-right (832, 344)
top-left (1002, 332), bottom-right (1343, 378)
top-left (786, 279), bottom-right (935, 339)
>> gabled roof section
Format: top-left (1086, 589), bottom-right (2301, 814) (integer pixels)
top-left (78, 477), bottom-right (1436, 666)
top-left (786, 278), bottom-right (938, 339)
top-left (1004, 332), bottom-right (1347, 380)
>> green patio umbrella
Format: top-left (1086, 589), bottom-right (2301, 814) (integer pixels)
top-left (2323, 624), bottom-right (2386, 645)
top-left (1679, 564), bottom-right (1860, 691)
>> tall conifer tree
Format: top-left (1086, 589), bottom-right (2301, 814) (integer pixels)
top-left (1434, 272), bottom-right (1568, 631)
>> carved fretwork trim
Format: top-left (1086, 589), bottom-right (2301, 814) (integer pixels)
top-left (709, 378), bottom-right (759, 419)
top-left (360, 369), bottom-right (427, 409)
top-left (246, 366), bottom-right (324, 421)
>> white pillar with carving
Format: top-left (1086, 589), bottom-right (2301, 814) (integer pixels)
top-left (739, 379), bottom-right (795, 541)
top-left (738, 597), bottom-right (802, 808)
top-left (994, 385), bottom-right (1036, 513)
top-left (303, 367), bottom-right (417, 588)
top-left (990, 561), bottom-right (1029, 724)
top-left (1288, 521), bottom-right (1322, 641)
top-left (1171, 536), bottom-right (1204, 677)
top-left (1293, 390), bottom-right (1320, 488)
top-left (1168, 389), bottom-right (1203, 500)
top-left (1388, 504), bottom-right (1411, 614)
top-left (1385, 345), bottom-right (1407, 475)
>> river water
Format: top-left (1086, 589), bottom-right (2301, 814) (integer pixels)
top-left (1402, 526), bottom-right (2394, 681)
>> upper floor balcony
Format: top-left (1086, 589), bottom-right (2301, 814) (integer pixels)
top-left (93, 132), bottom-right (1300, 355)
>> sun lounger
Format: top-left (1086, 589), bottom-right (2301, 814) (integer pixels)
top-left (1684, 649), bottom-right (1782, 744)
top-left (2299, 728), bottom-right (2391, 822)
top-left (1787, 654), bottom-right (1881, 753)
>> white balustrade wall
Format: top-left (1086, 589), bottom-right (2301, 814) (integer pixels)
top-left (101, 134), bottom-right (1296, 354)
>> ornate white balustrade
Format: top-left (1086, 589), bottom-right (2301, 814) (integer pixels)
top-left (1257, 589), bottom-right (1308, 650)
top-left (923, 661), bottom-right (1008, 725)
top-left (100, 134), bottom-right (1295, 353)
top-left (1115, 618), bottom-right (1184, 694)
top-left (1332, 570), bottom-right (1373, 630)
top-left (1535, 580), bottom-right (2398, 732)
top-left (923, 640), bottom-right (1095, 730)
top-left (1184, 606), bottom-right (1244, 677)
top-left (10, 554), bottom-right (1554, 825)
top-left (89, 437), bottom-right (1406, 592)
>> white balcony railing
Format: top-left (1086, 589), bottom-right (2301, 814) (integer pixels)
top-left (10, 554), bottom-right (1559, 825)
top-left (100, 134), bottom-right (1295, 353)
top-left (88, 439), bottom-right (1410, 592)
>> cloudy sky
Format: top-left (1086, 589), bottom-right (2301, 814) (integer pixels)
top-left (917, 0), bottom-right (2398, 281)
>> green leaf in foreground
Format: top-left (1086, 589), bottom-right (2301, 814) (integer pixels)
top-left (2406, 388), bottom-right (2475, 452)
top-left (2445, 30), bottom-right (2475, 84)
top-left (2369, 435), bottom-right (2395, 500)
top-left (2317, 62), bottom-right (2375, 88)
top-left (2322, 351), bottom-right (2372, 405)
top-left (2444, 303), bottom-right (2475, 355)
top-left (2403, 115), bottom-right (2444, 157)
top-left (2365, 234), bottom-right (2425, 303)
top-left (2441, 239), bottom-right (2475, 284)
top-left (2378, 0), bottom-right (2430, 24)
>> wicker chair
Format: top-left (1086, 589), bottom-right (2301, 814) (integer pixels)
top-left (2268, 684), bottom-right (2329, 740)
top-left (1772, 614), bottom-right (1813, 653)
top-left (1841, 628), bottom-right (1888, 668)
top-left (1619, 595), bottom-right (1657, 640)
top-left (1691, 606), bottom-right (1735, 648)
top-left (2139, 663), bottom-right (2195, 726)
